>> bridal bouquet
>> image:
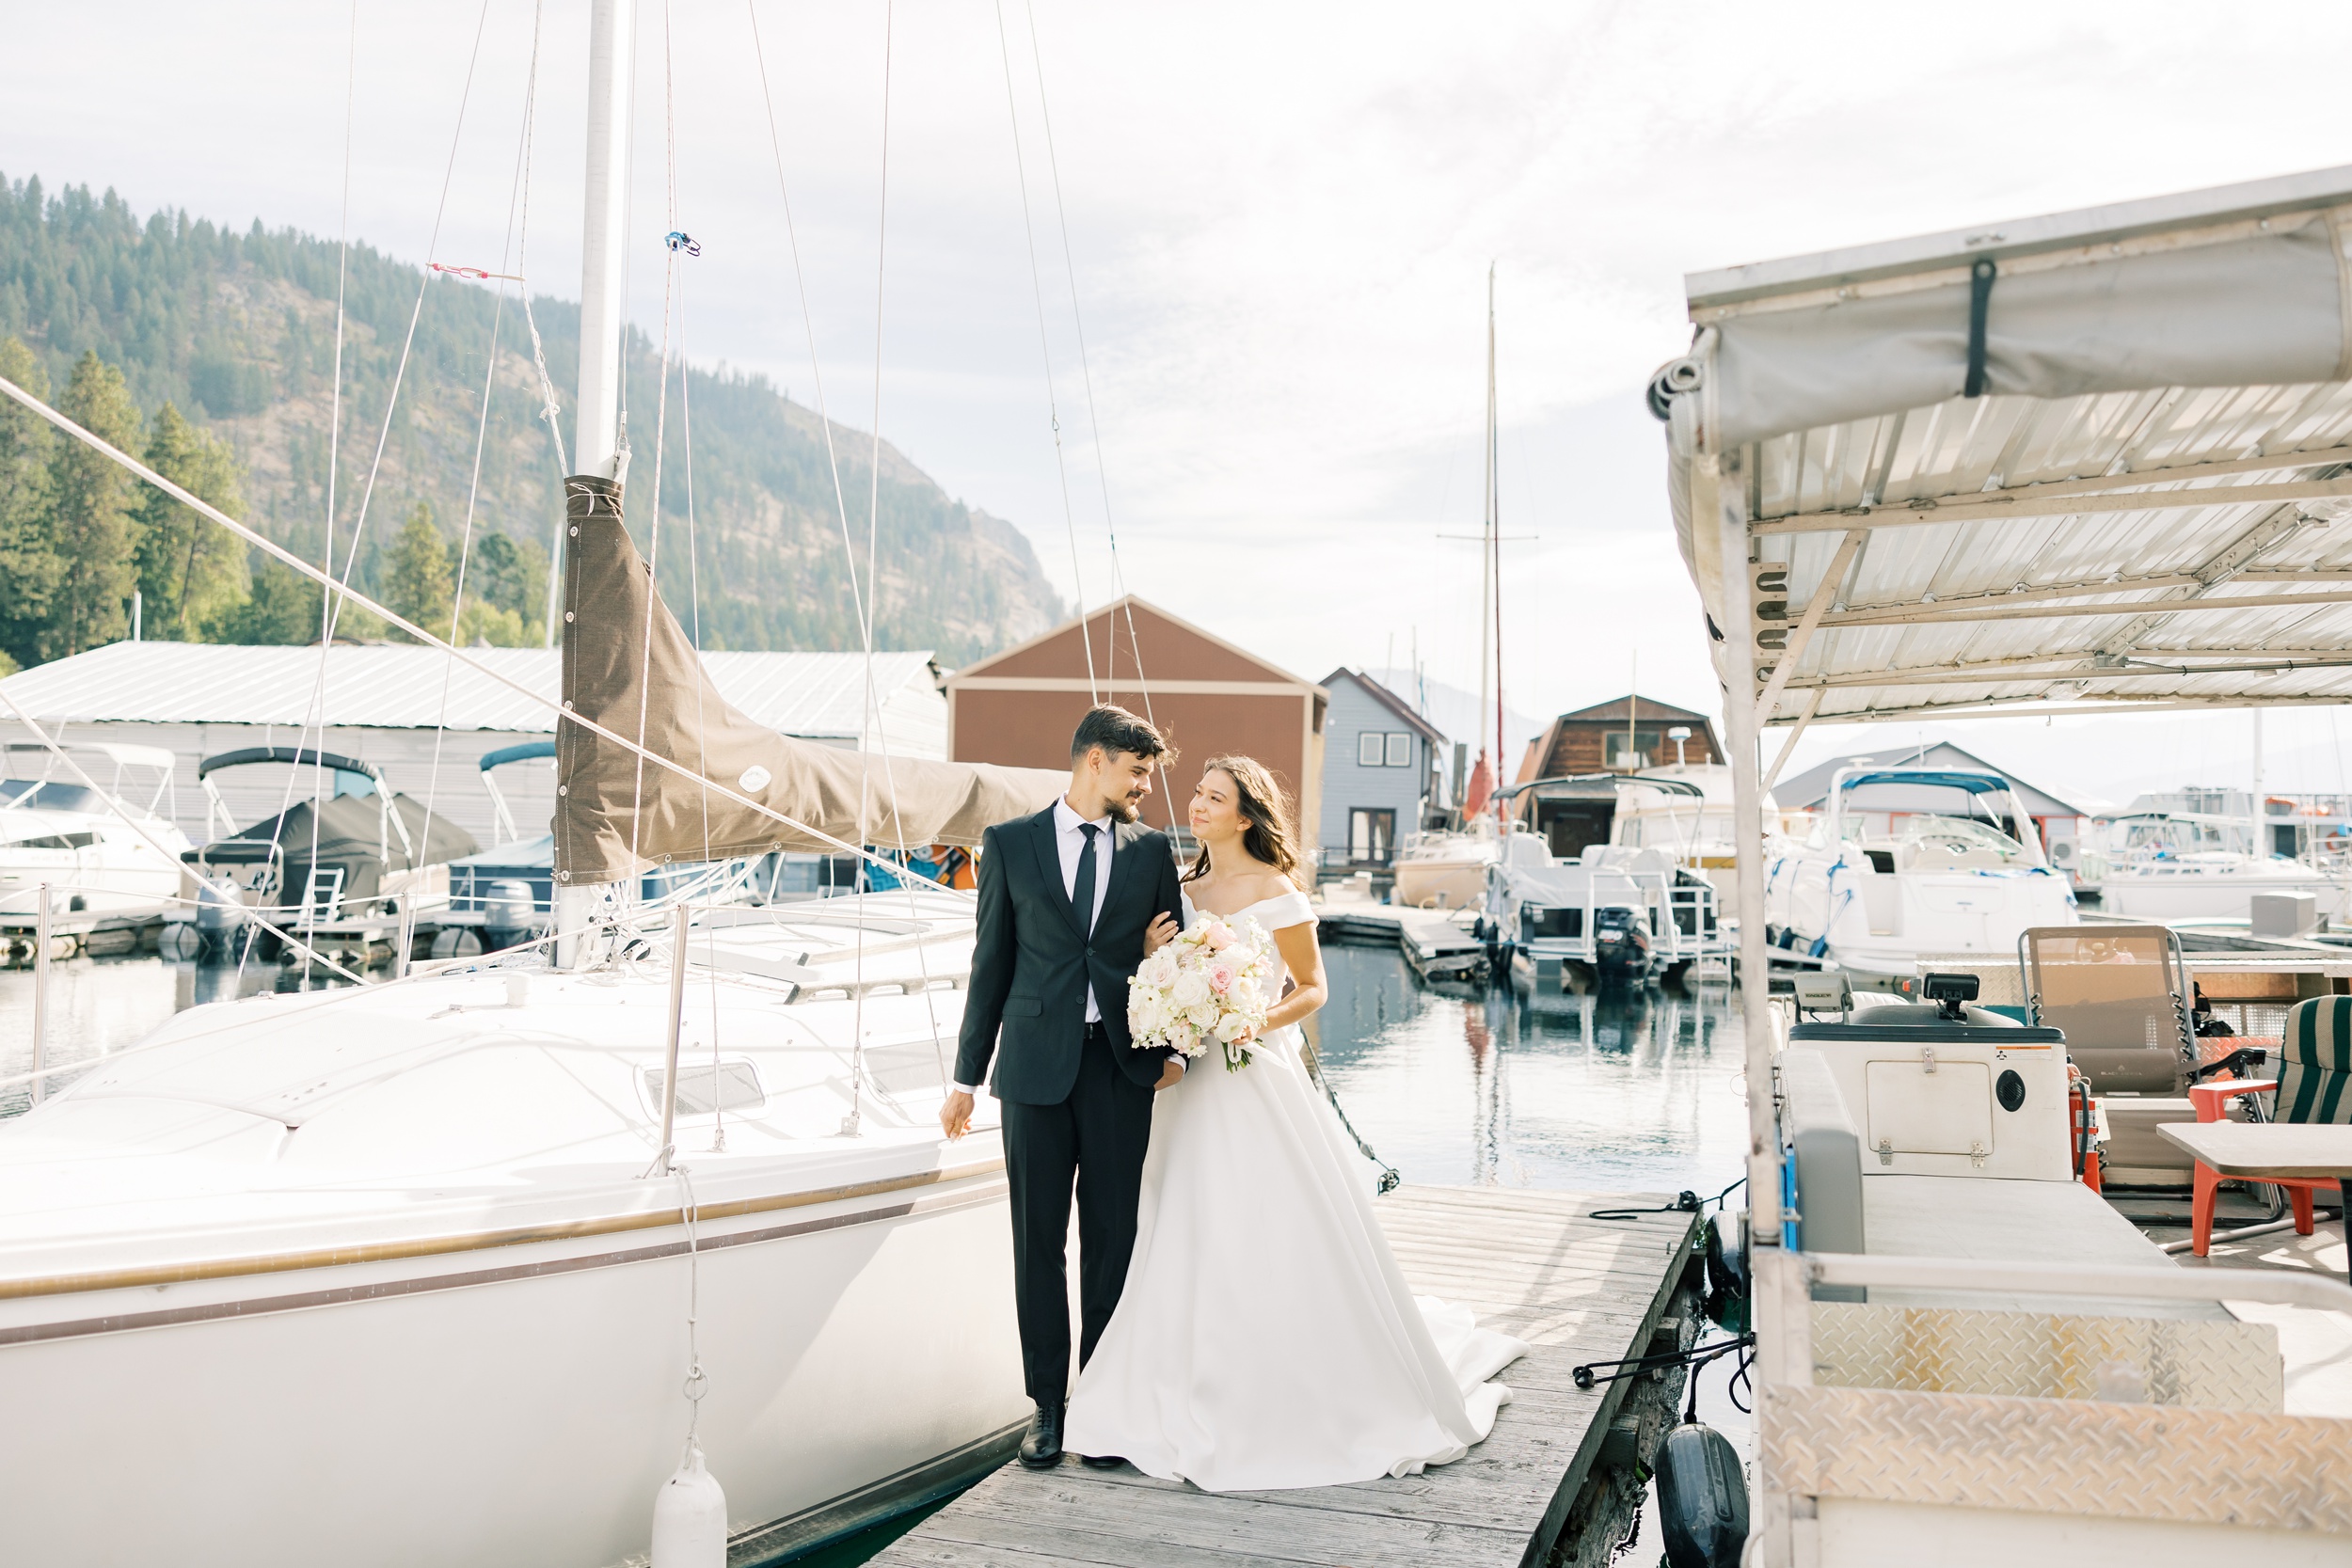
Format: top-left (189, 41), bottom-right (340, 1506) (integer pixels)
top-left (1127, 913), bottom-right (1277, 1071)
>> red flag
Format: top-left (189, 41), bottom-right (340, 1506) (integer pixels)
top-left (1462, 749), bottom-right (1495, 821)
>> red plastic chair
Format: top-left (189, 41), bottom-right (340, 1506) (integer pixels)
top-left (2188, 1078), bottom-right (2340, 1255)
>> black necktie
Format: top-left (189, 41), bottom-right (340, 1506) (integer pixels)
top-left (1071, 822), bottom-right (1101, 933)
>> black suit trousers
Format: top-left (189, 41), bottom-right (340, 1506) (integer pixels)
top-left (1000, 1020), bottom-right (1155, 1407)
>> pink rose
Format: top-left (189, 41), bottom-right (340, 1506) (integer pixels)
top-left (1208, 963), bottom-right (1235, 995)
top-left (1203, 922), bottom-right (1235, 952)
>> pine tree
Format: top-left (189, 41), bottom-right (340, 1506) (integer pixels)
top-left (42, 351), bottom-right (142, 658)
top-left (215, 555), bottom-right (320, 644)
top-left (381, 501), bottom-right (453, 640)
top-left (0, 337), bottom-right (62, 668)
top-left (135, 402), bottom-right (249, 639)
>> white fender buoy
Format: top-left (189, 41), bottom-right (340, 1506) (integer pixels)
top-left (651, 1439), bottom-right (727, 1568)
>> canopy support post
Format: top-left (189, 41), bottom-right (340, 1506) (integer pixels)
top-left (1762, 689), bottom-right (1823, 794)
top-left (1710, 449), bottom-right (1794, 1564)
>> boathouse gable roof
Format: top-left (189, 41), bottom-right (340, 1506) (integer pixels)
top-left (1319, 668), bottom-right (1445, 747)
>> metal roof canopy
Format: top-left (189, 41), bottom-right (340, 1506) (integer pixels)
top-left (1661, 163), bottom-right (2352, 757)
top-left (1653, 167), bottom-right (2352, 1509)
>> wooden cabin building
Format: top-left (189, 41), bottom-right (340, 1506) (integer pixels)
top-left (945, 596), bottom-right (1328, 845)
top-left (1515, 695), bottom-right (1724, 783)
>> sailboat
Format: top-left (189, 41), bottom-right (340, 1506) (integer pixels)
top-left (0, 7), bottom-right (1073, 1564)
top-left (1392, 268), bottom-right (1509, 911)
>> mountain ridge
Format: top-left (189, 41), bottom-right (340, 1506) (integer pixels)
top-left (0, 174), bottom-right (1064, 664)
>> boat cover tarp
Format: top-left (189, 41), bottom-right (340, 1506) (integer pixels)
top-left (194, 793), bottom-right (479, 901)
top-left (553, 476), bottom-right (1067, 883)
top-left (1706, 219), bottom-right (2349, 450)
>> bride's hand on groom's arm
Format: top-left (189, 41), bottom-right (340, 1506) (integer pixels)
top-left (1142, 911), bottom-right (1180, 957)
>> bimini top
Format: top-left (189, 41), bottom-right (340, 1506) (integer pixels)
top-left (1836, 769), bottom-right (2013, 794)
top-left (1656, 163), bottom-right (2352, 728)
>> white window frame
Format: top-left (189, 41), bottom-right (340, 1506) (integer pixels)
top-left (1384, 732), bottom-right (1412, 768)
top-left (1359, 732), bottom-right (1386, 767)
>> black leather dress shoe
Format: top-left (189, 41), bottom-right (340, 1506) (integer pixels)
top-left (1017, 1403), bottom-right (1064, 1468)
top-left (1078, 1452), bottom-right (1125, 1470)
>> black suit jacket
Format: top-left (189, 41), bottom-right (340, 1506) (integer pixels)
top-left (956, 805), bottom-right (1185, 1105)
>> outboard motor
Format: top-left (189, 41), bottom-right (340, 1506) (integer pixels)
top-left (483, 879), bottom-right (537, 953)
top-left (1656, 1409), bottom-right (1750, 1567)
top-left (1591, 904), bottom-right (1650, 979)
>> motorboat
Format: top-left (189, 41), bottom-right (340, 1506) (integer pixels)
top-left (2080, 810), bottom-right (2351, 925)
top-left (1485, 819), bottom-right (1726, 994)
top-left (1391, 823), bottom-right (1499, 910)
top-left (0, 741), bottom-right (191, 917)
top-left (185, 746), bottom-right (479, 938)
top-left (1608, 763), bottom-right (1775, 912)
top-left (1656, 162), bottom-right (2352, 1568)
top-left (1761, 766), bottom-right (2075, 987)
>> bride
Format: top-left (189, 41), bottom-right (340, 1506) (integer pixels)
top-left (1062, 754), bottom-right (1527, 1491)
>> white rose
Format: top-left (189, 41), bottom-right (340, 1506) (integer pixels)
top-left (1186, 1000), bottom-right (1218, 1029)
top-left (1171, 971), bottom-right (1211, 1008)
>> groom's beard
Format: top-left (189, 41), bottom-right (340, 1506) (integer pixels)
top-left (1105, 793), bottom-right (1142, 824)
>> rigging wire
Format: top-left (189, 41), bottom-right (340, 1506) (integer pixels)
top-left (234, 0), bottom-right (364, 993)
top-left (426, 12), bottom-right (548, 839)
top-left (1018, 2), bottom-right (1166, 817)
top-left (743, 1), bottom-right (954, 1100)
top-left (993, 0), bottom-right (1096, 706)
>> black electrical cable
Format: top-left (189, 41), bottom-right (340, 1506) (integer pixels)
top-left (1593, 1175), bottom-right (1744, 1222)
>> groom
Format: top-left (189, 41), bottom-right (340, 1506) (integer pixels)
top-left (943, 705), bottom-right (1186, 1470)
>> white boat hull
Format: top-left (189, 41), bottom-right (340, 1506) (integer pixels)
top-left (2092, 869), bottom-right (2352, 925)
top-left (0, 1161), bottom-right (1025, 1567)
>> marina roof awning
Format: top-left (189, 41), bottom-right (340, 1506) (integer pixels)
top-left (1657, 164), bottom-right (2352, 739)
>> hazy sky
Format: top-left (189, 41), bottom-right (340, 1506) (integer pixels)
top-left (10, 2), bottom-right (2352, 801)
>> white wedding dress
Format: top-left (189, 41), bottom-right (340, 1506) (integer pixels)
top-left (1062, 889), bottom-right (1529, 1492)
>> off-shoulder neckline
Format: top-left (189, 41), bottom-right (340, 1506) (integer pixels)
top-left (1182, 888), bottom-right (1315, 926)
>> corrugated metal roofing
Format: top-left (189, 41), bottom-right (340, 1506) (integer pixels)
top-left (0, 642), bottom-right (943, 750)
top-left (1663, 166), bottom-right (2352, 731)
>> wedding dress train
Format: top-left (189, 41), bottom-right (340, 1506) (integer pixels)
top-left (1062, 890), bottom-right (1528, 1492)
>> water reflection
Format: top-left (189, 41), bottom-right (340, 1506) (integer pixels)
top-left (1307, 941), bottom-right (1747, 1200)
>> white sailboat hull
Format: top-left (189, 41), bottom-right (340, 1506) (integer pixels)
top-left (0, 1161), bottom-right (1024, 1567)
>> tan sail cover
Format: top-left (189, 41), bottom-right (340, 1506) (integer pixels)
top-left (554, 476), bottom-right (1066, 883)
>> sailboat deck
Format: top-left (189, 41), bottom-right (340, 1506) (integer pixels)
top-left (869, 1186), bottom-right (1704, 1568)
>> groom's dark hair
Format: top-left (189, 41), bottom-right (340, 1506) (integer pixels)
top-left (1071, 704), bottom-right (1174, 765)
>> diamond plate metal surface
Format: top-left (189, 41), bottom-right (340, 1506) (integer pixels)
top-left (1761, 1383), bottom-right (2352, 1530)
top-left (1811, 1302), bottom-right (2282, 1412)
top-left (1912, 957), bottom-right (2023, 1006)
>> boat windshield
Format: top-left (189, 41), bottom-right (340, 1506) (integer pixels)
top-left (0, 779), bottom-right (107, 815)
top-left (1893, 815), bottom-right (2033, 871)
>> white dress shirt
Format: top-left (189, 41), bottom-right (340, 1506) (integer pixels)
top-left (955, 798), bottom-right (1135, 1101)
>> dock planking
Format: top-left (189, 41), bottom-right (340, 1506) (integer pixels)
top-left (871, 1187), bottom-right (1705, 1568)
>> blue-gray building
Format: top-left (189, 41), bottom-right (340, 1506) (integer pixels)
top-left (1316, 668), bottom-right (1448, 868)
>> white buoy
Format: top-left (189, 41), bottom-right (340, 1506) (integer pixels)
top-left (650, 1439), bottom-right (727, 1568)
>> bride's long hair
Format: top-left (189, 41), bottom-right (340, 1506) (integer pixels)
top-left (1184, 755), bottom-right (1304, 887)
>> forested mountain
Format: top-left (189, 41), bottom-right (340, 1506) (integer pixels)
top-left (0, 175), bottom-right (1064, 666)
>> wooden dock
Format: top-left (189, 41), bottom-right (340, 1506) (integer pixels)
top-left (1317, 906), bottom-right (1489, 983)
top-left (872, 1187), bottom-right (1705, 1568)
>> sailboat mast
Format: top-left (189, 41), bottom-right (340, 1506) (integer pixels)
top-left (577, 0), bottom-right (635, 482)
top-left (1477, 261), bottom-right (1496, 808)
top-left (556, 0), bottom-right (634, 967)
top-left (1475, 266), bottom-right (1493, 796)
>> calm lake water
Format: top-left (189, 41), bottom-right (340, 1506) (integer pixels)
top-left (0, 933), bottom-right (1754, 1559)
